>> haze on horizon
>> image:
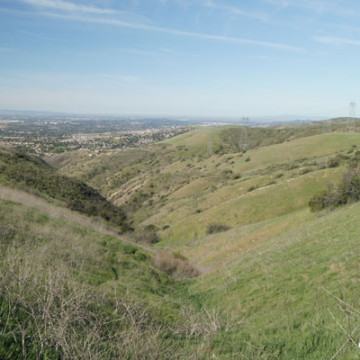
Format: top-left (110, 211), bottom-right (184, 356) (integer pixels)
top-left (1, 0), bottom-right (360, 118)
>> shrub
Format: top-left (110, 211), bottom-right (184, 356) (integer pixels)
top-left (267, 180), bottom-right (276, 186)
top-left (144, 224), bottom-right (158, 232)
top-left (172, 251), bottom-right (187, 261)
top-left (135, 227), bottom-right (159, 244)
top-left (309, 166), bottom-right (360, 212)
top-left (206, 223), bottom-right (230, 234)
top-left (123, 243), bottom-right (138, 254)
top-left (308, 190), bottom-right (330, 212)
top-left (247, 185), bottom-right (258, 192)
top-left (287, 163), bottom-right (299, 170)
top-left (327, 158), bottom-right (340, 168)
top-left (134, 251), bottom-right (147, 261)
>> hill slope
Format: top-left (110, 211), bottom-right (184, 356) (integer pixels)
top-left (186, 202), bottom-right (360, 359)
top-left (51, 130), bottom-right (360, 251)
top-left (0, 192), bottom-right (210, 359)
top-left (0, 147), bottom-right (128, 231)
top-left (4, 124), bottom-right (360, 358)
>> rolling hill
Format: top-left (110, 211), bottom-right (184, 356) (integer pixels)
top-left (3, 123), bottom-right (360, 358)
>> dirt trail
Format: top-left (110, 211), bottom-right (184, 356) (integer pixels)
top-left (0, 185), bottom-right (155, 254)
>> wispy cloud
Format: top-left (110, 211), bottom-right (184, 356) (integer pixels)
top-left (314, 35), bottom-right (360, 46)
top-left (201, 1), bottom-right (268, 21)
top-left (264, 0), bottom-right (358, 17)
top-left (19, 0), bottom-right (115, 15)
top-left (39, 11), bottom-right (305, 52)
top-left (12, 0), bottom-right (305, 52)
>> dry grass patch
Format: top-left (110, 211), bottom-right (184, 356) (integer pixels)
top-left (154, 250), bottom-right (200, 279)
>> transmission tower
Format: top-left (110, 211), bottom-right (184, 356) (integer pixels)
top-left (239, 117), bottom-right (249, 151)
top-left (349, 102), bottom-right (357, 132)
top-left (349, 102), bottom-right (356, 117)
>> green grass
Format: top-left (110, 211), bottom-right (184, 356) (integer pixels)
top-left (151, 166), bottom-right (344, 245)
top-left (4, 188), bottom-right (360, 358)
top-left (0, 198), bottom-right (172, 306)
top-left (0, 197), bottom-right (211, 359)
top-left (228, 132), bottom-right (360, 174)
top-left (187, 201), bottom-right (360, 359)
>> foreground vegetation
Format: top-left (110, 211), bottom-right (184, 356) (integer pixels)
top-left (0, 197), bottom-right (224, 359)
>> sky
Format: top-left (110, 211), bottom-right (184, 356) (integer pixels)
top-left (1, 0), bottom-right (360, 117)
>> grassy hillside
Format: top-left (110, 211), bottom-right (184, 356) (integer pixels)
top-left (3, 183), bottom-right (360, 358)
top-left (54, 131), bottom-right (358, 243)
top-left (6, 123), bottom-right (360, 358)
top-left (49, 126), bottom-right (360, 251)
top-left (0, 194), bottom-right (215, 359)
top-left (187, 202), bottom-right (360, 359)
top-left (0, 147), bottom-right (128, 231)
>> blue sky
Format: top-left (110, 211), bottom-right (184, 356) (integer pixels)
top-left (1, 0), bottom-right (360, 117)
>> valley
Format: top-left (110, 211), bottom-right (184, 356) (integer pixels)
top-left (1, 118), bottom-right (360, 358)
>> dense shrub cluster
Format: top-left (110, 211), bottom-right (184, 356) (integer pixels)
top-left (0, 149), bottom-right (128, 231)
top-left (309, 166), bottom-right (360, 212)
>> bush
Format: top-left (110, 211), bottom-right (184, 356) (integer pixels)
top-left (172, 251), bottom-right (187, 261)
top-left (327, 158), bottom-right (340, 168)
top-left (206, 223), bottom-right (230, 234)
top-left (308, 190), bottom-right (330, 212)
top-left (267, 180), bottom-right (276, 186)
top-left (287, 163), bottom-right (299, 170)
top-left (247, 185), bottom-right (258, 192)
top-left (135, 230), bottom-right (159, 244)
top-left (309, 166), bottom-right (360, 212)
